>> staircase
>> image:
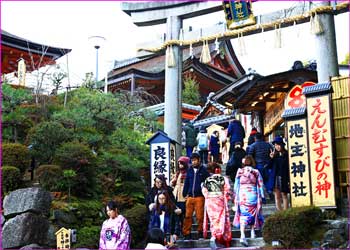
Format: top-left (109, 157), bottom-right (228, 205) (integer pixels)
top-left (175, 169), bottom-right (277, 249)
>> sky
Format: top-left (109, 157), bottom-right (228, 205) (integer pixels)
top-left (1, 1), bottom-right (349, 92)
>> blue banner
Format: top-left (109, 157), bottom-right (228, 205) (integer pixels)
top-left (223, 0), bottom-right (255, 29)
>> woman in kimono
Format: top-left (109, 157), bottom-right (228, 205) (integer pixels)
top-left (202, 162), bottom-right (232, 248)
top-left (99, 200), bottom-right (131, 250)
top-left (233, 155), bottom-right (264, 247)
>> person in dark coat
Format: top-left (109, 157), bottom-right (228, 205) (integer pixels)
top-left (182, 153), bottom-right (210, 240)
top-left (146, 174), bottom-right (177, 218)
top-left (266, 136), bottom-right (290, 211)
top-left (209, 130), bottom-right (220, 163)
top-left (246, 127), bottom-right (258, 152)
top-left (148, 191), bottom-right (181, 246)
top-left (183, 122), bottom-right (197, 158)
top-left (247, 132), bottom-right (273, 185)
top-left (227, 119), bottom-right (245, 156)
top-left (226, 141), bottom-right (246, 183)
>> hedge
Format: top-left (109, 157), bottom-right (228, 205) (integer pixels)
top-left (262, 206), bottom-right (322, 248)
top-left (2, 143), bottom-right (30, 173)
top-left (2, 166), bottom-right (22, 194)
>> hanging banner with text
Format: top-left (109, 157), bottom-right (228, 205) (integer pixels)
top-left (305, 85), bottom-right (336, 207)
top-left (18, 58), bottom-right (26, 86)
top-left (169, 143), bottom-right (176, 183)
top-left (150, 142), bottom-right (176, 187)
top-left (287, 118), bottom-right (311, 207)
top-left (222, 0), bottom-right (255, 29)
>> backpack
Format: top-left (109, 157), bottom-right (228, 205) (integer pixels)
top-left (198, 133), bottom-right (208, 150)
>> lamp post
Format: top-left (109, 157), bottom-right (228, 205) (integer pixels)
top-left (88, 36), bottom-right (106, 86)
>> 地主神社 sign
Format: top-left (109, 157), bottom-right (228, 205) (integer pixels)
top-left (223, 0), bottom-right (255, 29)
top-left (287, 116), bottom-right (312, 207)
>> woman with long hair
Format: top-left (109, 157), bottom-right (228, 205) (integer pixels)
top-left (233, 155), bottom-right (264, 247)
top-left (146, 174), bottom-right (176, 214)
top-left (267, 136), bottom-right (290, 210)
top-left (170, 156), bottom-right (190, 235)
top-left (149, 191), bottom-right (180, 247)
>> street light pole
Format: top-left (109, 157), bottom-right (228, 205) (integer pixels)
top-left (95, 45), bottom-right (100, 84)
top-left (88, 35), bottom-right (106, 87)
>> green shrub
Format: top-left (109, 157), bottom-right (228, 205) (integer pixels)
top-left (2, 143), bottom-right (30, 173)
top-left (70, 199), bottom-right (104, 221)
top-left (2, 166), bottom-right (22, 194)
top-left (124, 203), bottom-right (148, 248)
top-left (73, 225), bottom-right (100, 249)
top-left (27, 121), bottom-right (72, 164)
top-left (35, 165), bottom-right (63, 192)
top-left (54, 142), bottom-right (97, 198)
top-left (262, 206), bottom-right (322, 248)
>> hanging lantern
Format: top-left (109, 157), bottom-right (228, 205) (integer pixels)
top-left (166, 45), bottom-right (176, 68)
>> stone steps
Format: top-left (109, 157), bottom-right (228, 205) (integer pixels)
top-left (176, 237), bottom-right (265, 248)
top-left (186, 228), bottom-right (263, 239)
top-left (175, 172), bottom-right (277, 248)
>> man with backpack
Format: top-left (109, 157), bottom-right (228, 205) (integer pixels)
top-left (184, 122), bottom-right (197, 158)
top-left (196, 127), bottom-right (209, 165)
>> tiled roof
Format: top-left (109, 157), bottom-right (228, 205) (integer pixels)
top-left (302, 82), bottom-right (332, 95)
top-left (113, 56), bottom-right (154, 70)
top-left (140, 102), bottom-right (201, 116)
top-left (282, 107), bottom-right (307, 118)
top-left (192, 96), bottom-right (228, 121)
top-left (193, 114), bottom-right (235, 128)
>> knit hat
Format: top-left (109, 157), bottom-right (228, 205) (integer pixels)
top-left (272, 136), bottom-right (285, 146)
top-left (178, 156), bottom-right (190, 167)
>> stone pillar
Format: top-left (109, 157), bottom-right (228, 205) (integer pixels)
top-left (164, 16), bottom-right (183, 159)
top-left (314, 2), bottom-right (339, 83)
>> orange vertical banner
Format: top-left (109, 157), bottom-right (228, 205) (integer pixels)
top-left (304, 83), bottom-right (336, 208)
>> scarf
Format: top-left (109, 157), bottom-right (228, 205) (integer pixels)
top-left (171, 168), bottom-right (187, 186)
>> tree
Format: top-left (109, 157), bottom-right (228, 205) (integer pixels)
top-left (2, 82), bottom-right (34, 142)
top-left (340, 53), bottom-right (349, 65)
top-left (50, 65), bottom-right (67, 95)
top-left (82, 72), bottom-right (95, 89)
top-left (27, 121), bottom-right (72, 164)
top-left (182, 74), bottom-right (201, 105)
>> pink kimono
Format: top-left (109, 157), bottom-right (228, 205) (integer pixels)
top-left (233, 166), bottom-right (264, 229)
top-left (202, 174), bottom-right (232, 243)
top-left (99, 215), bottom-right (131, 250)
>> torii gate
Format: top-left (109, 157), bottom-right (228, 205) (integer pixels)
top-left (121, 1), bottom-right (346, 159)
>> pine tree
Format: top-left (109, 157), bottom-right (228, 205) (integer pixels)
top-left (182, 75), bottom-right (200, 105)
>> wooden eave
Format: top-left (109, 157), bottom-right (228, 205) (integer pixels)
top-left (1, 30), bottom-right (71, 74)
top-left (215, 68), bottom-right (318, 114)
